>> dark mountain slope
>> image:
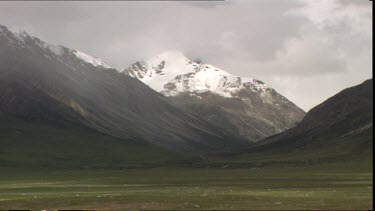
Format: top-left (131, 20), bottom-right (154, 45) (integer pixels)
top-left (261, 78), bottom-right (373, 146)
top-left (0, 77), bottom-right (187, 169)
top-left (297, 79), bottom-right (373, 136)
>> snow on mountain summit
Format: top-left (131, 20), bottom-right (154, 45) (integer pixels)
top-left (124, 51), bottom-right (200, 91)
top-left (162, 64), bottom-right (269, 97)
top-left (123, 51), bottom-right (270, 98)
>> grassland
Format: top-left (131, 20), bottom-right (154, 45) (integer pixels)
top-left (0, 162), bottom-right (372, 210)
top-left (0, 117), bottom-right (372, 210)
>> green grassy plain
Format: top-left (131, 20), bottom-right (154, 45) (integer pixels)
top-left (0, 162), bottom-right (372, 210)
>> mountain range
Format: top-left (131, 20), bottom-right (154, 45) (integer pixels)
top-left (0, 24), bottom-right (372, 169)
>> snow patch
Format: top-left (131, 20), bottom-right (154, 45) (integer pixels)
top-left (72, 50), bottom-right (111, 68)
top-left (125, 50), bottom-right (200, 91)
top-left (1, 26), bottom-right (113, 70)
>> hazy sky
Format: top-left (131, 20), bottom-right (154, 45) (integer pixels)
top-left (0, 0), bottom-right (372, 111)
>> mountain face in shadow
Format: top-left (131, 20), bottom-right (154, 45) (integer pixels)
top-left (264, 79), bottom-right (372, 144)
top-left (0, 24), bottom-right (250, 157)
top-left (297, 79), bottom-right (373, 137)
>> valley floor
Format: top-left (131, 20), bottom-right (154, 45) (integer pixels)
top-left (0, 163), bottom-right (372, 210)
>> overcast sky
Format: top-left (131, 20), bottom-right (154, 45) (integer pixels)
top-left (0, 0), bottom-right (372, 111)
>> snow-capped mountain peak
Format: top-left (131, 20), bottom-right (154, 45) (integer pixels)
top-left (123, 50), bottom-right (200, 91)
top-left (123, 51), bottom-right (270, 98)
top-left (162, 63), bottom-right (269, 97)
